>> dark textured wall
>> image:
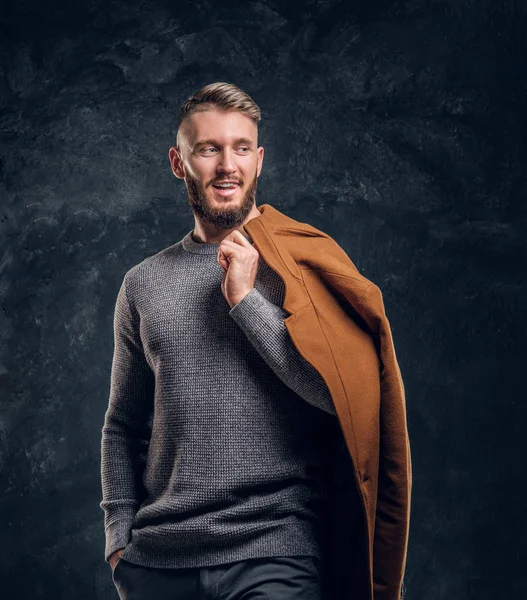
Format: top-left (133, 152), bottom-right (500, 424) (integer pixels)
top-left (1, 0), bottom-right (525, 598)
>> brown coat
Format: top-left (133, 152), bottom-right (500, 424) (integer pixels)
top-left (243, 204), bottom-right (412, 600)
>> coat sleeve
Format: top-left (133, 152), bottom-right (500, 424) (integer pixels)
top-left (366, 284), bottom-right (412, 600)
top-left (99, 274), bottom-right (155, 563)
top-left (229, 287), bottom-right (337, 416)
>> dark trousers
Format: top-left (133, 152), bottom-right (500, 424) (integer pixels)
top-left (112, 555), bottom-right (325, 600)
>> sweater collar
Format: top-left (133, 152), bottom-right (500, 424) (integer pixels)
top-left (181, 230), bottom-right (222, 255)
top-left (181, 228), bottom-right (256, 255)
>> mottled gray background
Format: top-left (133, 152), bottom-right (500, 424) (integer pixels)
top-left (1, 0), bottom-right (525, 598)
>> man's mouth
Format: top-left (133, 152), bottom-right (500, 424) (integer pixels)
top-left (212, 182), bottom-right (240, 197)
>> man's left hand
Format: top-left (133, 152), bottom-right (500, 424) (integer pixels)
top-left (218, 230), bottom-right (260, 309)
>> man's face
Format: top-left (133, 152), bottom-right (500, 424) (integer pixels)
top-left (169, 109), bottom-right (264, 230)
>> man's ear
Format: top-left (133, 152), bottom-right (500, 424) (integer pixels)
top-left (169, 147), bottom-right (184, 178)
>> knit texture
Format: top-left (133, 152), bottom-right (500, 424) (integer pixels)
top-left (100, 229), bottom-right (337, 569)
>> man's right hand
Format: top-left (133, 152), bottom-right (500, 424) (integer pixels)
top-left (109, 548), bottom-right (125, 570)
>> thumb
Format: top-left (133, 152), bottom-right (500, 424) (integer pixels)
top-left (217, 248), bottom-right (229, 271)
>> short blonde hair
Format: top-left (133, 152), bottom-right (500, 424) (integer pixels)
top-left (176, 82), bottom-right (261, 147)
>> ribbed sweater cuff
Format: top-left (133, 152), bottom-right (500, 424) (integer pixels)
top-left (228, 287), bottom-right (287, 327)
top-left (104, 519), bottom-right (133, 563)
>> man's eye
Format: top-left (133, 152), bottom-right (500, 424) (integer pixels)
top-left (200, 147), bottom-right (249, 153)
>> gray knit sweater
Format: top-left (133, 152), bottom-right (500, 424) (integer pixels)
top-left (100, 228), bottom-right (337, 569)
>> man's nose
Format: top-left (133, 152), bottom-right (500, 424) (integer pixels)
top-left (217, 149), bottom-right (236, 172)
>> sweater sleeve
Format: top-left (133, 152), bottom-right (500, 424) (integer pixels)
top-left (99, 274), bottom-right (155, 563)
top-left (229, 287), bottom-right (337, 416)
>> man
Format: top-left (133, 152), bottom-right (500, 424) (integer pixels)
top-left (100, 82), bottom-right (343, 599)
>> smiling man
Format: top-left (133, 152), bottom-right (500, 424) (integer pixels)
top-left (175, 107), bottom-right (262, 235)
top-left (100, 82), bottom-right (341, 600)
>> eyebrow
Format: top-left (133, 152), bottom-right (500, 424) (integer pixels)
top-left (194, 137), bottom-right (254, 149)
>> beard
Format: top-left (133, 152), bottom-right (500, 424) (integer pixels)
top-left (184, 169), bottom-right (258, 230)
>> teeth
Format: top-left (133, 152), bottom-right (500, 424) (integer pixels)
top-left (214, 183), bottom-right (238, 188)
